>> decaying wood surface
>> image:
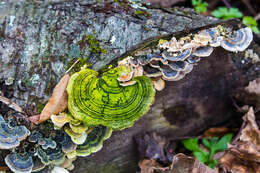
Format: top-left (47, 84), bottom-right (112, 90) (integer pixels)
top-left (0, 1), bottom-right (259, 173)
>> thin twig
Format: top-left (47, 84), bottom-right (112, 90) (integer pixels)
top-left (222, 0), bottom-right (231, 8)
top-left (65, 58), bottom-right (80, 74)
top-left (254, 13), bottom-right (260, 21)
top-left (0, 95), bottom-right (25, 114)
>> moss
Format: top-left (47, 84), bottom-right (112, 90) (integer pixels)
top-left (67, 57), bottom-right (92, 73)
top-left (157, 39), bottom-right (169, 47)
top-left (134, 10), bottom-right (151, 17)
top-left (66, 34), bottom-right (107, 73)
top-left (80, 35), bottom-right (107, 54)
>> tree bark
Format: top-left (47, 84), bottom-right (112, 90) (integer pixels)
top-left (0, 1), bottom-right (259, 173)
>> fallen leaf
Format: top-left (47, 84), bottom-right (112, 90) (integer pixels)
top-left (139, 159), bottom-right (164, 173)
top-left (245, 78), bottom-right (260, 95)
top-left (169, 153), bottom-right (217, 173)
top-left (38, 74), bottom-right (70, 123)
top-left (219, 151), bottom-right (260, 173)
top-left (218, 107), bottom-right (260, 173)
top-left (240, 107), bottom-right (260, 146)
top-left (203, 127), bottom-right (232, 138)
top-left (139, 154), bottom-right (217, 173)
top-left (29, 114), bottom-right (40, 124)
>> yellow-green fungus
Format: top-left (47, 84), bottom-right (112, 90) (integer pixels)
top-left (67, 68), bottom-right (155, 130)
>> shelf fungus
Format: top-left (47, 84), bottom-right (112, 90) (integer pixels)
top-left (5, 152), bottom-right (33, 173)
top-left (117, 56), bottom-right (144, 86)
top-left (162, 49), bottom-right (192, 61)
top-left (38, 138), bottom-right (57, 150)
top-left (64, 126), bottom-right (87, 145)
top-left (61, 136), bottom-right (77, 159)
top-left (0, 115), bottom-right (30, 149)
top-left (192, 46), bottom-right (214, 57)
top-left (119, 26), bottom-right (253, 91)
top-left (29, 131), bottom-right (57, 150)
top-left (220, 27), bottom-right (253, 52)
top-left (51, 113), bottom-right (69, 129)
top-left (36, 146), bottom-right (65, 166)
top-left (67, 68), bottom-right (155, 130)
top-left (76, 126), bottom-right (112, 157)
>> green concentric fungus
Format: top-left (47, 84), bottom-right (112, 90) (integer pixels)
top-left (67, 68), bottom-right (155, 130)
top-left (76, 126), bottom-right (112, 157)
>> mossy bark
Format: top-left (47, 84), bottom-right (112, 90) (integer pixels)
top-left (0, 1), bottom-right (259, 173)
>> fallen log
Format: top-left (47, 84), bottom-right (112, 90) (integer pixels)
top-left (0, 1), bottom-right (259, 173)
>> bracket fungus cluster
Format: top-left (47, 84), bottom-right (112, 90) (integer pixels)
top-left (0, 25), bottom-right (254, 173)
top-left (114, 26), bottom-right (253, 91)
top-left (0, 115), bottom-right (30, 149)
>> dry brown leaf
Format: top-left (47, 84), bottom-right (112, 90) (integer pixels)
top-left (203, 127), bottom-right (232, 138)
top-left (219, 151), bottom-right (260, 173)
top-left (29, 114), bottom-right (40, 124)
top-left (139, 159), bottom-right (164, 173)
top-left (218, 107), bottom-right (260, 173)
top-left (168, 154), bottom-right (217, 173)
top-left (138, 154), bottom-right (217, 173)
top-left (246, 78), bottom-right (260, 95)
top-left (38, 74), bottom-right (70, 123)
top-left (240, 107), bottom-right (260, 146)
top-left (229, 142), bottom-right (260, 162)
